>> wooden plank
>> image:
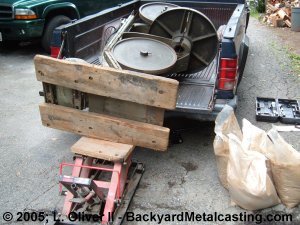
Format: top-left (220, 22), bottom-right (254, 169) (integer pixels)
top-left (71, 137), bottom-right (134, 162)
top-left (267, 3), bottom-right (278, 13)
top-left (276, 9), bottom-right (291, 27)
top-left (39, 103), bottom-right (169, 151)
top-left (88, 94), bottom-right (164, 126)
top-left (34, 55), bottom-right (179, 110)
top-left (277, 9), bottom-right (289, 20)
top-left (284, 19), bottom-right (291, 28)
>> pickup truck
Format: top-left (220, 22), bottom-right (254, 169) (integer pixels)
top-left (50, 0), bottom-right (250, 121)
top-left (0, 0), bottom-right (130, 51)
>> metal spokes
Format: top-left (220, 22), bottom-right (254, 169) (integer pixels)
top-left (149, 7), bottom-right (219, 71)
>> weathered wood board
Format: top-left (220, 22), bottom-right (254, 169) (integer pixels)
top-left (39, 103), bottom-right (169, 151)
top-left (89, 94), bottom-right (165, 126)
top-left (35, 55), bottom-right (179, 110)
top-left (71, 137), bottom-right (134, 162)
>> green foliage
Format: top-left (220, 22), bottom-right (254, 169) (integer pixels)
top-left (249, 1), bottom-right (261, 19)
top-left (256, 0), bottom-right (266, 13)
top-left (250, 7), bottom-right (260, 19)
top-left (289, 53), bottom-right (300, 77)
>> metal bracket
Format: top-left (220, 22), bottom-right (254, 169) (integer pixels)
top-left (43, 83), bottom-right (57, 104)
top-left (59, 154), bottom-right (144, 225)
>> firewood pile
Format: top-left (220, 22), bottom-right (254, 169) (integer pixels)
top-left (263, 0), bottom-right (300, 27)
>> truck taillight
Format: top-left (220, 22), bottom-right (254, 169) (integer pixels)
top-left (220, 58), bottom-right (237, 68)
top-left (219, 69), bottom-right (236, 79)
top-left (218, 79), bottom-right (236, 90)
top-left (51, 46), bottom-right (60, 58)
top-left (218, 58), bottom-right (238, 90)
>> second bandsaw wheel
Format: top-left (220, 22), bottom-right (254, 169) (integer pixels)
top-left (149, 7), bottom-right (219, 72)
top-left (139, 2), bottom-right (179, 24)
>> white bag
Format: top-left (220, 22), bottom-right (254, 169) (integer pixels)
top-left (242, 119), bottom-right (300, 208)
top-left (214, 105), bottom-right (242, 189)
top-left (267, 128), bottom-right (300, 208)
top-left (241, 119), bottom-right (274, 181)
top-left (227, 134), bottom-right (280, 210)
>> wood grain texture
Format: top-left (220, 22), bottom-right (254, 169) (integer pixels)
top-left (35, 55), bottom-right (179, 110)
top-left (89, 94), bottom-right (164, 126)
top-left (39, 103), bottom-right (169, 151)
top-left (71, 137), bottom-right (134, 162)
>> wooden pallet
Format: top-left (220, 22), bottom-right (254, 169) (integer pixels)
top-left (35, 55), bottom-right (179, 151)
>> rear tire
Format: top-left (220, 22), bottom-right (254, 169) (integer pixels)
top-left (42, 15), bottom-right (71, 53)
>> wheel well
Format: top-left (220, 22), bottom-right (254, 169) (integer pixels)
top-left (45, 8), bottom-right (78, 23)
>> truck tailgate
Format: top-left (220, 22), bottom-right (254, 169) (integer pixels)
top-left (167, 57), bottom-right (217, 113)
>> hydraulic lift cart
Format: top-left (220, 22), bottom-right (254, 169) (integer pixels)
top-left (56, 137), bottom-right (144, 225)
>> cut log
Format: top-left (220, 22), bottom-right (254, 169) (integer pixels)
top-left (34, 55), bottom-right (179, 110)
top-left (285, 19), bottom-right (292, 27)
top-left (269, 13), bottom-right (279, 26)
top-left (39, 103), bottom-right (170, 151)
top-left (270, 16), bottom-right (285, 27)
top-left (283, 7), bottom-right (292, 17)
top-left (277, 9), bottom-right (290, 20)
top-left (267, 3), bottom-right (279, 13)
top-left (277, 9), bottom-right (292, 27)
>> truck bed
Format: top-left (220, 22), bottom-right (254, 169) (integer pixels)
top-left (53, 0), bottom-right (248, 120)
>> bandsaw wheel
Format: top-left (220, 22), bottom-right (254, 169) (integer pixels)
top-left (112, 37), bottom-right (177, 75)
top-left (149, 7), bottom-right (219, 71)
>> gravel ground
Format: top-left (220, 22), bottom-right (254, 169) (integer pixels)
top-left (0, 17), bottom-right (299, 225)
top-left (263, 23), bottom-right (300, 55)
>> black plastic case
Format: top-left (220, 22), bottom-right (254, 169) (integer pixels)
top-left (278, 99), bottom-right (300, 124)
top-left (256, 97), bottom-right (300, 124)
top-left (256, 97), bottom-right (279, 122)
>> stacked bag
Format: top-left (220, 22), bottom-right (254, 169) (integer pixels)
top-left (214, 105), bottom-right (300, 210)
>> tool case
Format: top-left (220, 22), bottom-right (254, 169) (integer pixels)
top-left (256, 97), bottom-right (300, 124)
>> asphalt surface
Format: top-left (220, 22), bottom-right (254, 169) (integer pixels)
top-left (0, 18), bottom-right (299, 225)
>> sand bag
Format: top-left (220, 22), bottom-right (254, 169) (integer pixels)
top-left (267, 128), bottom-right (300, 208)
top-left (213, 136), bottom-right (229, 189)
top-left (241, 119), bottom-right (270, 153)
top-left (227, 134), bottom-right (280, 210)
top-left (241, 119), bottom-right (300, 208)
top-left (241, 119), bottom-right (274, 181)
top-left (214, 105), bottom-right (242, 189)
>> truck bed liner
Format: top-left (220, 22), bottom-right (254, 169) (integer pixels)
top-left (167, 57), bottom-right (217, 84)
top-left (168, 57), bottom-right (217, 112)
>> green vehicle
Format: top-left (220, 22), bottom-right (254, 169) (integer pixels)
top-left (0, 0), bottom-right (128, 51)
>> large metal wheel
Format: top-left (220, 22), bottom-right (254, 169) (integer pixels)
top-left (139, 2), bottom-right (178, 24)
top-left (112, 37), bottom-right (177, 75)
top-left (149, 7), bottom-right (219, 71)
